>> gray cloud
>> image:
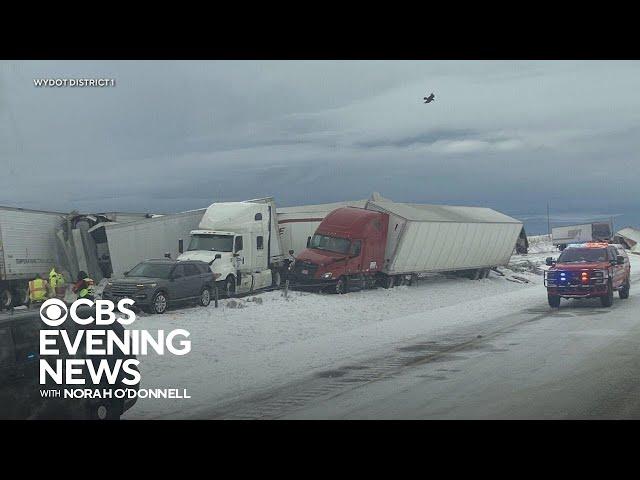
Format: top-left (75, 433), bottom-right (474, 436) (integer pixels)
top-left (1, 60), bottom-right (639, 233)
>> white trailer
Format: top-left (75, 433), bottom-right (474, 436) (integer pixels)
top-left (277, 199), bottom-right (367, 257)
top-left (365, 196), bottom-right (523, 281)
top-left (89, 209), bottom-right (206, 279)
top-left (551, 222), bottom-right (612, 250)
top-left (0, 206), bottom-right (65, 307)
top-left (178, 198), bottom-right (285, 296)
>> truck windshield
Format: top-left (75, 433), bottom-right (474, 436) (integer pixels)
top-left (127, 262), bottom-right (173, 279)
top-left (187, 234), bottom-right (233, 252)
top-left (558, 248), bottom-right (608, 263)
top-left (309, 234), bottom-right (351, 254)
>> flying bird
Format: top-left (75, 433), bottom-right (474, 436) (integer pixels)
top-left (423, 92), bottom-right (435, 104)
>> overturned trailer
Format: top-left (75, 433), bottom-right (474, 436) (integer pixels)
top-left (86, 209), bottom-right (206, 279)
top-left (57, 210), bottom-right (205, 280)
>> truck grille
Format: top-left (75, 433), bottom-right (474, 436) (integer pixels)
top-left (292, 261), bottom-right (318, 279)
top-left (110, 283), bottom-right (139, 296)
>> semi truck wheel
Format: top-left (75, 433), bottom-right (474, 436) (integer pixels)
top-left (272, 271), bottom-right (282, 288)
top-left (619, 279), bottom-right (630, 299)
top-left (600, 281), bottom-right (614, 307)
top-left (548, 294), bottom-right (561, 308)
top-left (382, 276), bottom-right (394, 289)
top-left (225, 275), bottom-right (236, 298)
top-left (335, 277), bottom-right (347, 294)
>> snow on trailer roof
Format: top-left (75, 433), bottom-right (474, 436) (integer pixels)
top-left (277, 199), bottom-right (367, 215)
top-left (366, 198), bottom-right (522, 224)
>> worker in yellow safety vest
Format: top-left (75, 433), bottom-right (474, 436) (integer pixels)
top-left (29, 273), bottom-right (49, 304)
top-left (49, 266), bottom-right (66, 299)
top-left (72, 271), bottom-right (95, 301)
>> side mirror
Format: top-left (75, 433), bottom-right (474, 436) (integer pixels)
top-left (178, 239), bottom-right (184, 254)
top-left (546, 257), bottom-right (554, 266)
top-left (289, 250), bottom-right (294, 255)
top-left (123, 271), bottom-right (129, 277)
top-left (616, 255), bottom-right (625, 265)
top-left (215, 254), bottom-right (222, 259)
top-left (306, 237), bottom-right (311, 248)
top-left (164, 252), bottom-right (171, 259)
top-left (232, 253), bottom-right (239, 257)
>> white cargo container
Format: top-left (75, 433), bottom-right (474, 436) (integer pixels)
top-left (90, 209), bottom-right (206, 278)
top-left (178, 198), bottom-right (286, 296)
top-left (0, 206), bottom-right (65, 307)
top-left (365, 197), bottom-right (523, 279)
top-left (277, 199), bottom-right (367, 257)
top-left (551, 222), bottom-right (612, 250)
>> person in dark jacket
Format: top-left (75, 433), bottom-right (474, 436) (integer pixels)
top-left (72, 271), bottom-right (95, 301)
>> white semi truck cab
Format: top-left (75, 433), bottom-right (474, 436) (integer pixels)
top-left (177, 198), bottom-right (285, 297)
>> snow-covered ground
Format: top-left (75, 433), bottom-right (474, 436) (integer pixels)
top-left (126, 236), bottom-right (566, 419)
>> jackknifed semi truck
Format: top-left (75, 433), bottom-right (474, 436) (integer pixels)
top-left (290, 195), bottom-right (523, 293)
top-left (178, 198), bottom-right (287, 296)
top-left (0, 206), bottom-right (65, 308)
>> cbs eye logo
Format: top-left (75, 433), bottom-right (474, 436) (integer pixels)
top-left (40, 298), bottom-right (68, 326)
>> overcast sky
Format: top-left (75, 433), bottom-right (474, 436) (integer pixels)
top-left (1, 60), bottom-right (638, 233)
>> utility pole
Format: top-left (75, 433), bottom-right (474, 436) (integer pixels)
top-left (547, 202), bottom-right (551, 240)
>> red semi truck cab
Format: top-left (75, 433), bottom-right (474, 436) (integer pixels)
top-left (290, 207), bottom-right (388, 293)
top-left (544, 242), bottom-right (631, 308)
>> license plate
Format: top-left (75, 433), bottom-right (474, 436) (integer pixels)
top-left (301, 269), bottom-right (308, 275)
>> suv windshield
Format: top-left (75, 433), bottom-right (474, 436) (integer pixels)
top-left (558, 248), bottom-right (608, 263)
top-left (310, 234), bottom-right (351, 254)
top-left (127, 262), bottom-right (173, 279)
top-left (187, 234), bottom-right (233, 252)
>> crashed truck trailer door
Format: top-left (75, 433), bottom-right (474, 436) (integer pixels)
top-left (96, 209), bottom-right (206, 278)
top-left (364, 198), bottom-right (522, 275)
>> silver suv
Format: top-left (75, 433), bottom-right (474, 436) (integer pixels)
top-left (102, 259), bottom-right (216, 314)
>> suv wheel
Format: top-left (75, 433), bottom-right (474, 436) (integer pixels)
top-left (600, 281), bottom-right (614, 307)
top-left (151, 291), bottom-right (168, 314)
top-left (548, 293), bottom-right (561, 308)
top-left (225, 275), bottom-right (236, 298)
top-left (199, 287), bottom-right (211, 306)
top-left (619, 278), bottom-right (630, 299)
top-left (89, 400), bottom-right (121, 420)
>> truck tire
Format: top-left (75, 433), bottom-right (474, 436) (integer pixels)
top-left (0, 288), bottom-right (14, 309)
top-left (335, 276), bottom-right (347, 294)
top-left (600, 281), bottom-right (614, 307)
top-left (619, 279), bottom-right (630, 299)
top-left (272, 270), bottom-right (282, 288)
top-left (225, 275), bottom-right (236, 298)
top-left (382, 275), bottom-right (394, 289)
top-left (548, 294), bottom-right (561, 308)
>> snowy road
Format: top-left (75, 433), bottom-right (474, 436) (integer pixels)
top-left (282, 283), bottom-right (640, 419)
top-left (125, 241), bottom-right (640, 420)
